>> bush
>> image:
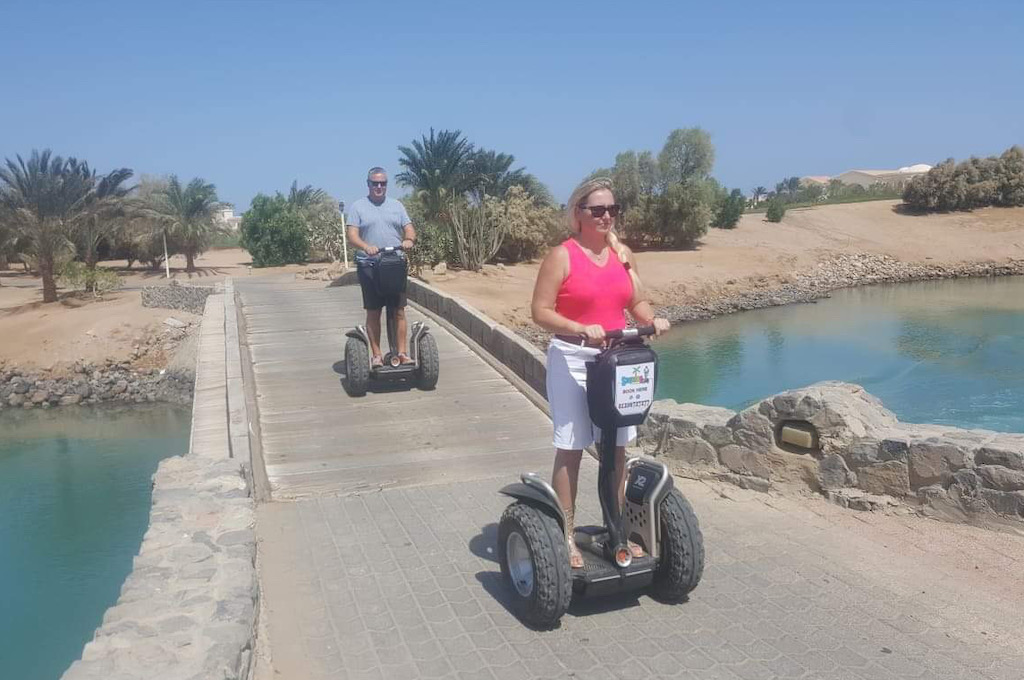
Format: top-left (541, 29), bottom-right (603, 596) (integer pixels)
top-left (766, 199), bottom-right (786, 223)
top-left (400, 194), bottom-right (452, 274)
top-left (492, 186), bottom-right (563, 263)
top-left (903, 145), bottom-right (1024, 212)
top-left (713, 188), bottom-right (746, 229)
top-left (59, 261), bottom-right (122, 297)
top-left (240, 194), bottom-right (309, 267)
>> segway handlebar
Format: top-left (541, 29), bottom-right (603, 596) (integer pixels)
top-left (604, 326), bottom-right (656, 340)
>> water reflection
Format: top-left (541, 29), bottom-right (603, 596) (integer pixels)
top-left (654, 276), bottom-right (1024, 431)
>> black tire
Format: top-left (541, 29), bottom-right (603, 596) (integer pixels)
top-left (416, 332), bottom-right (439, 390)
top-left (651, 488), bottom-right (705, 602)
top-left (344, 337), bottom-right (370, 397)
top-left (497, 501), bottom-right (572, 628)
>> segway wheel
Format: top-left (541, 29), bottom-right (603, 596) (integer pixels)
top-left (498, 502), bottom-right (572, 628)
top-left (344, 337), bottom-right (370, 397)
top-left (416, 332), bottom-right (440, 390)
top-left (650, 488), bottom-right (705, 602)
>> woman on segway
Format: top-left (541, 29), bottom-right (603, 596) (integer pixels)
top-left (530, 176), bottom-right (670, 569)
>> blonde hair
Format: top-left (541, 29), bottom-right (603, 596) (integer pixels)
top-left (565, 176), bottom-right (644, 300)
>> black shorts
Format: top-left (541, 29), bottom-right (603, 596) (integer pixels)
top-left (357, 264), bottom-right (407, 311)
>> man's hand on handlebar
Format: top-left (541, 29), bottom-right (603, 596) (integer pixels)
top-left (363, 245), bottom-right (380, 256)
top-left (401, 239), bottom-right (414, 250)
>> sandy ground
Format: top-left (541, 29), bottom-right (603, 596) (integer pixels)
top-left (420, 200), bottom-right (1024, 327)
top-left (3, 200), bottom-right (1023, 369)
top-left (0, 249), bottom-right (307, 371)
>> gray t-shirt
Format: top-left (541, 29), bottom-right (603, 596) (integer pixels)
top-left (346, 197), bottom-right (411, 261)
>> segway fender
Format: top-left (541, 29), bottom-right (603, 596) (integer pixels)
top-left (409, 321), bottom-right (429, 361)
top-left (499, 473), bottom-right (566, 532)
top-left (346, 326), bottom-right (369, 344)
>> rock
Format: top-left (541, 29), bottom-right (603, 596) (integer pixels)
top-left (703, 424), bottom-right (734, 447)
top-left (909, 441), bottom-right (966, 487)
top-left (976, 465), bottom-right (1024, 492)
top-left (857, 461), bottom-right (910, 497)
top-left (31, 390), bottom-right (49, 404)
top-left (60, 395), bottom-right (82, 406)
top-left (8, 393), bottom-right (25, 407)
top-left (163, 317), bottom-right (187, 329)
top-left (979, 488), bottom-right (1024, 517)
top-left (662, 437), bottom-right (718, 466)
top-left (718, 472), bottom-right (771, 493)
top-left (12, 380), bottom-right (29, 395)
top-left (719, 445), bottom-right (771, 479)
top-left (728, 408), bottom-right (775, 455)
top-left (112, 380), bottom-right (129, 395)
top-left (819, 453), bottom-right (857, 490)
top-left (844, 439), bottom-right (881, 468)
top-left (432, 262), bottom-right (448, 275)
top-left (975, 446), bottom-right (1024, 471)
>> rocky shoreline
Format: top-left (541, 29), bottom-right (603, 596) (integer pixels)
top-left (513, 253), bottom-right (1024, 347)
top-left (0, 361), bottom-right (194, 411)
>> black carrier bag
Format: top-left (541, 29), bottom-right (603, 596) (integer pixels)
top-left (586, 343), bottom-right (659, 430)
top-left (375, 250), bottom-right (408, 298)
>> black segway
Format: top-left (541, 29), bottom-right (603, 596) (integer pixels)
top-left (497, 326), bottom-right (704, 627)
top-left (343, 246), bottom-right (439, 396)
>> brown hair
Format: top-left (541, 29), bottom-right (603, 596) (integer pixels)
top-left (565, 176), bottom-right (643, 300)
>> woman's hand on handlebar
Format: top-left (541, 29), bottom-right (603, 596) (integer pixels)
top-left (653, 318), bottom-right (671, 336)
top-left (580, 324), bottom-right (606, 344)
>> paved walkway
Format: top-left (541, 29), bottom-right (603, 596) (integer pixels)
top-left (239, 278), bottom-right (1024, 680)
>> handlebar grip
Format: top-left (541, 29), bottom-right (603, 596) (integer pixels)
top-left (604, 326), bottom-right (656, 339)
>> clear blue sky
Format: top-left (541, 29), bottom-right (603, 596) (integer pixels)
top-left (3, 0), bottom-right (1022, 211)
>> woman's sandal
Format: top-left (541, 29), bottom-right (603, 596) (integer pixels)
top-left (567, 536), bottom-right (584, 569)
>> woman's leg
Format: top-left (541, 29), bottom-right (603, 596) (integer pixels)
top-left (552, 448), bottom-right (584, 568)
top-left (615, 446), bottom-right (645, 557)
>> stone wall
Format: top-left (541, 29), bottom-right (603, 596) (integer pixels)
top-left (142, 280), bottom-right (219, 314)
top-left (0, 364), bottom-right (194, 411)
top-left (639, 381), bottom-right (1024, 523)
top-left (62, 290), bottom-right (258, 680)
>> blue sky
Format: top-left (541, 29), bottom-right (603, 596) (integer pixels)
top-left (2, 0), bottom-right (1022, 211)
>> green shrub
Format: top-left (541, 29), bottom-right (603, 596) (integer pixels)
top-left (713, 188), bottom-right (746, 229)
top-left (59, 262), bottom-right (122, 297)
top-left (240, 194), bottom-right (309, 267)
top-left (766, 199), bottom-right (786, 223)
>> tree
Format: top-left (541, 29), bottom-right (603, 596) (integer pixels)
top-left (998, 145), bottom-right (1024, 207)
top-left (713, 188), bottom-right (746, 229)
top-left (448, 198), bottom-right (503, 271)
top-left (149, 176), bottom-right (222, 272)
top-left (240, 194), bottom-right (309, 267)
top-left (751, 186), bottom-right (767, 204)
top-left (492, 185), bottom-right (562, 263)
top-left (396, 128), bottom-right (475, 220)
top-left (0, 149), bottom-right (120, 302)
top-left (286, 182), bottom-right (344, 263)
top-left (74, 166), bottom-right (134, 273)
top-left (657, 128), bottom-right (714, 187)
top-left (785, 176), bottom-right (801, 194)
top-left (766, 198), bottom-right (786, 223)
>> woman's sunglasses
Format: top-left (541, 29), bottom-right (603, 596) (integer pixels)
top-left (579, 204), bottom-right (620, 218)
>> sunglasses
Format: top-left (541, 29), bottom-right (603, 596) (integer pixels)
top-left (369, 180), bottom-right (388, 187)
top-left (579, 203), bottom-right (620, 218)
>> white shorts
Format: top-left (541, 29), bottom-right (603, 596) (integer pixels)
top-left (546, 338), bottom-right (637, 450)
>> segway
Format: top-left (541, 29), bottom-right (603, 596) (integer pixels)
top-left (343, 246), bottom-right (440, 396)
top-left (497, 326), bottom-right (704, 627)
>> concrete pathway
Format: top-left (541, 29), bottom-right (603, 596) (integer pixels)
top-left (239, 277), bottom-right (1024, 680)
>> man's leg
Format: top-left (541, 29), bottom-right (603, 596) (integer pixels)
top-left (395, 306), bottom-right (409, 356)
top-left (366, 309), bottom-right (383, 358)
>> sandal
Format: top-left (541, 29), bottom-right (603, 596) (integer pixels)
top-left (628, 540), bottom-right (645, 558)
top-left (370, 355), bottom-right (384, 368)
top-left (567, 537), bottom-right (584, 569)
top-left (397, 352), bottom-right (415, 365)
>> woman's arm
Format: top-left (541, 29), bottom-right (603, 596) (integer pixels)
top-left (531, 246), bottom-right (580, 334)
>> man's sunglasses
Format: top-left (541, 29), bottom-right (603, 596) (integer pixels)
top-left (369, 180), bottom-right (388, 187)
top-left (580, 204), bottom-right (620, 218)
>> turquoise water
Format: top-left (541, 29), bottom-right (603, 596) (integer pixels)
top-left (654, 276), bottom-right (1024, 433)
top-left (0, 405), bottom-right (190, 680)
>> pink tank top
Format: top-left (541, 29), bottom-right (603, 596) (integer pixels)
top-left (555, 238), bottom-right (634, 331)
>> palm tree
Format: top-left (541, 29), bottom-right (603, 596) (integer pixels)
top-left (0, 150), bottom-right (114, 302)
top-left (396, 128), bottom-right (475, 220)
top-left (286, 180), bottom-right (327, 209)
top-left (786, 176), bottom-right (802, 194)
top-left (149, 176), bottom-right (221, 273)
top-left (75, 166), bottom-right (135, 270)
top-left (752, 186), bottom-right (767, 205)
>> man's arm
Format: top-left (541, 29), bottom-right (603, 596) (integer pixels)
top-left (401, 222), bottom-right (416, 249)
top-left (347, 225), bottom-right (378, 255)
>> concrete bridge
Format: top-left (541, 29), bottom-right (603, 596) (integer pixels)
top-left (65, 273), bottom-right (1024, 680)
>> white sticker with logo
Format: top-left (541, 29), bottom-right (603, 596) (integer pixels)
top-left (614, 362), bottom-right (655, 416)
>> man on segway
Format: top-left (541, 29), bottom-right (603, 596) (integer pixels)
top-left (346, 166), bottom-right (417, 368)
